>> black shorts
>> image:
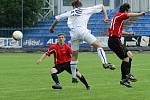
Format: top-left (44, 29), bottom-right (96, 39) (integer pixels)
top-left (108, 37), bottom-right (128, 60)
top-left (53, 61), bottom-right (78, 74)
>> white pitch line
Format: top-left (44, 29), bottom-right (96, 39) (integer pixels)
top-left (0, 86), bottom-right (77, 92)
top-left (0, 87), bottom-right (48, 93)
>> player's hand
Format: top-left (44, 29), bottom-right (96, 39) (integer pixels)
top-left (104, 18), bottom-right (109, 23)
top-left (141, 12), bottom-right (146, 16)
top-left (36, 59), bottom-right (42, 64)
top-left (128, 32), bottom-right (134, 37)
top-left (50, 27), bottom-right (54, 33)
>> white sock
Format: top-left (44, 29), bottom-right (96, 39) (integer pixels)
top-left (97, 47), bottom-right (108, 64)
top-left (70, 61), bottom-right (78, 79)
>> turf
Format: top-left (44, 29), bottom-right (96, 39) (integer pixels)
top-left (0, 52), bottom-right (150, 100)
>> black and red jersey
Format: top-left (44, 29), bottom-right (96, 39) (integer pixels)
top-left (46, 43), bottom-right (72, 64)
top-left (109, 11), bottom-right (128, 38)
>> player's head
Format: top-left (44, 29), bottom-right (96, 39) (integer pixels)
top-left (72, 0), bottom-right (82, 8)
top-left (119, 3), bottom-right (131, 13)
top-left (57, 33), bottom-right (65, 43)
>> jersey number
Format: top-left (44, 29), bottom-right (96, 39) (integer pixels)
top-left (71, 9), bottom-right (82, 16)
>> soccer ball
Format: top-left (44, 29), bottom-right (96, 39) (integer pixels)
top-left (12, 31), bottom-right (23, 41)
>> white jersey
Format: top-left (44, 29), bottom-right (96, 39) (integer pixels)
top-left (55, 4), bottom-right (103, 29)
top-left (55, 4), bottom-right (103, 51)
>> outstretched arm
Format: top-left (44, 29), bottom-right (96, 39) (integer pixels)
top-left (128, 12), bottom-right (145, 17)
top-left (50, 11), bottom-right (71, 33)
top-left (36, 53), bottom-right (49, 64)
top-left (102, 5), bottom-right (109, 22)
top-left (122, 31), bottom-right (134, 36)
top-left (49, 19), bottom-right (58, 33)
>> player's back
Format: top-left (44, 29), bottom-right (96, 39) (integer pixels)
top-left (109, 12), bottom-right (128, 37)
top-left (67, 8), bottom-right (91, 29)
top-left (68, 4), bottom-right (103, 29)
top-left (55, 4), bottom-right (102, 29)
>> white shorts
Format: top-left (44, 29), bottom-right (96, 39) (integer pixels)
top-left (70, 27), bottom-right (97, 51)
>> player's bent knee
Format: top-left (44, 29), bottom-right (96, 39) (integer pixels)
top-left (76, 71), bottom-right (81, 77)
top-left (72, 51), bottom-right (78, 60)
top-left (92, 40), bottom-right (101, 48)
top-left (123, 57), bottom-right (129, 62)
top-left (70, 61), bottom-right (78, 65)
top-left (50, 68), bottom-right (58, 74)
top-left (127, 51), bottom-right (133, 59)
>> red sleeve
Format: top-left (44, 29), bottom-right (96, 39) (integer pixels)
top-left (46, 44), bottom-right (55, 56)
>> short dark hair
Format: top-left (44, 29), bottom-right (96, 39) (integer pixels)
top-left (119, 3), bottom-right (131, 13)
top-left (72, 0), bottom-right (82, 8)
top-left (57, 33), bottom-right (64, 37)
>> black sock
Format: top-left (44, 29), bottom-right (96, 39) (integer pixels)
top-left (128, 58), bottom-right (132, 73)
top-left (78, 75), bottom-right (89, 88)
top-left (51, 73), bottom-right (59, 84)
top-left (121, 61), bottom-right (130, 80)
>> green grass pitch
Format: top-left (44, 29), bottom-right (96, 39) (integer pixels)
top-left (0, 52), bottom-right (150, 100)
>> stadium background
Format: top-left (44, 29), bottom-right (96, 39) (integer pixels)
top-left (0, 0), bottom-right (150, 51)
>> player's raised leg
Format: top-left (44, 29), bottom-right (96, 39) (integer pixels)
top-left (85, 33), bottom-right (115, 70)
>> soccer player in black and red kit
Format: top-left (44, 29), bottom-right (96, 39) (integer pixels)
top-left (108, 3), bottom-right (145, 87)
top-left (36, 33), bottom-right (90, 90)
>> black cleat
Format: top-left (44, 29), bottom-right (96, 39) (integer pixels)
top-left (120, 79), bottom-right (132, 88)
top-left (126, 74), bottom-right (137, 82)
top-left (52, 83), bottom-right (62, 89)
top-left (72, 78), bottom-right (78, 83)
top-left (103, 63), bottom-right (116, 70)
top-left (86, 86), bottom-right (90, 90)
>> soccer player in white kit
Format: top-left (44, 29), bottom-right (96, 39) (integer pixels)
top-left (50, 0), bottom-right (115, 83)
